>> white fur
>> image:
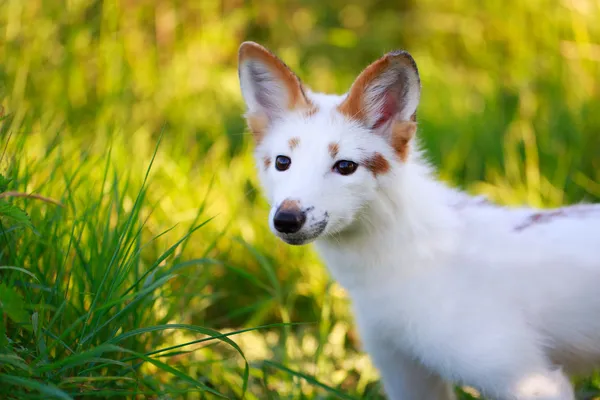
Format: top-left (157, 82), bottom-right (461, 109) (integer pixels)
top-left (239, 44), bottom-right (600, 400)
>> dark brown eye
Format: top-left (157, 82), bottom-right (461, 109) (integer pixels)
top-left (275, 155), bottom-right (291, 171)
top-left (333, 160), bottom-right (358, 175)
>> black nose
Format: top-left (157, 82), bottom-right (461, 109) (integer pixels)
top-left (273, 209), bottom-right (306, 234)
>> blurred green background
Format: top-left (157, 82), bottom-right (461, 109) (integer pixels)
top-left (1, 0), bottom-right (600, 398)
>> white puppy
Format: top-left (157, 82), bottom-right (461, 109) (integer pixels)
top-left (237, 41), bottom-right (600, 400)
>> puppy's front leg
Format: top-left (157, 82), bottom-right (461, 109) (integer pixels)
top-left (368, 344), bottom-right (456, 400)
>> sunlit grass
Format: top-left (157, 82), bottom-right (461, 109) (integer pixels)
top-left (0, 131), bottom-right (377, 399)
top-left (1, 0), bottom-right (599, 398)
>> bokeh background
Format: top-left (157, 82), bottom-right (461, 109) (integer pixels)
top-left (1, 0), bottom-right (600, 398)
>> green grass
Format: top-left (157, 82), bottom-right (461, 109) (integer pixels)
top-left (1, 0), bottom-right (599, 399)
top-left (0, 132), bottom-right (377, 399)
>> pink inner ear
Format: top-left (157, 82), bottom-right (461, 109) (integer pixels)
top-left (372, 92), bottom-right (397, 129)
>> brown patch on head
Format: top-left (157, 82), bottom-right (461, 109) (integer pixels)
top-left (239, 42), bottom-right (314, 111)
top-left (362, 153), bottom-right (390, 176)
top-left (328, 142), bottom-right (339, 159)
top-left (263, 156), bottom-right (271, 170)
top-left (391, 121), bottom-right (417, 162)
top-left (280, 199), bottom-right (301, 212)
top-left (246, 112), bottom-right (269, 144)
top-left (288, 137), bottom-right (300, 151)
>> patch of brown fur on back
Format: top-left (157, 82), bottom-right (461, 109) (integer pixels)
top-left (514, 205), bottom-right (600, 232)
top-left (362, 152), bottom-right (390, 176)
top-left (453, 196), bottom-right (493, 210)
top-left (328, 142), bottom-right (339, 159)
top-left (246, 113), bottom-right (269, 144)
top-left (280, 199), bottom-right (301, 212)
top-left (391, 121), bottom-right (417, 162)
top-left (288, 137), bottom-right (300, 151)
top-left (263, 156), bottom-right (271, 170)
top-left (239, 42), bottom-right (314, 111)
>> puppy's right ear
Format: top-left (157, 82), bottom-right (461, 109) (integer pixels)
top-left (238, 41), bottom-right (312, 142)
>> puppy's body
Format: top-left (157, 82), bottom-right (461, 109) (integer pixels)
top-left (318, 161), bottom-right (600, 399)
top-left (237, 41), bottom-right (600, 399)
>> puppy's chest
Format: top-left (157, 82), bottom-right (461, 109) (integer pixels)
top-left (316, 241), bottom-right (461, 354)
top-left (349, 278), bottom-right (432, 356)
top-left (316, 240), bottom-right (428, 291)
top-left (317, 241), bottom-right (428, 317)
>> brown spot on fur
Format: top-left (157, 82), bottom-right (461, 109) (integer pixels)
top-left (280, 199), bottom-right (301, 212)
top-left (288, 137), bottom-right (300, 151)
top-left (263, 156), bottom-right (271, 170)
top-left (246, 112), bottom-right (269, 144)
top-left (454, 196), bottom-right (493, 210)
top-left (328, 142), bottom-right (339, 159)
top-left (391, 121), bottom-right (417, 162)
top-left (363, 153), bottom-right (390, 176)
top-left (514, 205), bottom-right (600, 232)
top-left (337, 52), bottom-right (416, 123)
top-left (239, 42), bottom-right (314, 111)
top-left (515, 211), bottom-right (564, 232)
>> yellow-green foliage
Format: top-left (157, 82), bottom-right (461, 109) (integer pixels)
top-left (1, 1), bottom-right (599, 398)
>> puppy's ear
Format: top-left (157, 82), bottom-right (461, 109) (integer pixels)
top-left (238, 42), bottom-right (313, 142)
top-left (338, 50), bottom-right (420, 160)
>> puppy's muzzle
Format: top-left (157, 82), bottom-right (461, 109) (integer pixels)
top-left (273, 201), bottom-right (306, 234)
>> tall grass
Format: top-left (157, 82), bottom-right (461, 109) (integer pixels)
top-left (0, 0), bottom-right (599, 398)
top-left (0, 130), bottom-right (374, 399)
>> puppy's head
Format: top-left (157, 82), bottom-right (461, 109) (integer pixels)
top-left (238, 42), bottom-right (421, 245)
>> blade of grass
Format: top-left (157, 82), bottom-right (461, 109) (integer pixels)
top-left (262, 360), bottom-right (357, 400)
top-left (0, 374), bottom-right (73, 400)
top-left (76, 131), bottom-right (164, 351)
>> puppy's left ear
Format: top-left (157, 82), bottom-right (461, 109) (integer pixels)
top-left (338, 50), bottom-right (420, 160)
top-left (238, 41), bottom-right (313, 143)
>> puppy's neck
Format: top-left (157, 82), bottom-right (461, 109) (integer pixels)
top-left (323, 154), bottom-right (460, 250)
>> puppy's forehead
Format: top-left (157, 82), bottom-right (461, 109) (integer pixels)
top-left (274, 111), bottom-right (357, 148)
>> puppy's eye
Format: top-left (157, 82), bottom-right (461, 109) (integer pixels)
top-left (275, 155), bottom-right (291, 171)
top-left (333, 160), bottom-right (358, 175)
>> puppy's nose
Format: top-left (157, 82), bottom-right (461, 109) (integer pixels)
top-left (273, 209), bottom-right (306, 234)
